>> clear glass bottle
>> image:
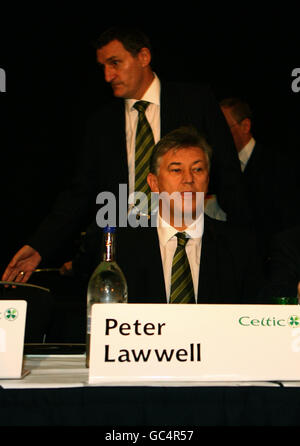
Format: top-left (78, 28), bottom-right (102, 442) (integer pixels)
top-left (86, 226), bottom-right (128, 367)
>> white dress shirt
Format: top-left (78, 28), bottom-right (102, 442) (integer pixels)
top-left (125, 73), bottom-right (161, 196)
top-left (238, 137), bottom-right (256, 172)
top-left (157, 214), bottom-right (204, 302)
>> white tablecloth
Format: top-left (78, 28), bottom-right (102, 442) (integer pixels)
top-left (0, 355), bottom-right (88, 389)
top-left (1, 355), bottom-right (298, 389)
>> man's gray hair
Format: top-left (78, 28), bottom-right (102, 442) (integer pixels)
top-left (150, 126), bottom-right (212, 175)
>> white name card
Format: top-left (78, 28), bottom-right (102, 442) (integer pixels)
top-left (0, 300), bottom-right (27, 379)
top-left (89, 303), bottom-right (300, 384)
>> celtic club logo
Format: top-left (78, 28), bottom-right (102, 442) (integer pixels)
top-left (288, 315), bottom-right (300, 327)
top-left (4, 308), bottom-right (18, 321)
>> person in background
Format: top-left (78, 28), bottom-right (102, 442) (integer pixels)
top-left (72, 127), bottom-right (264, 304)
top-left (215, 97), bottom-right (299, 260)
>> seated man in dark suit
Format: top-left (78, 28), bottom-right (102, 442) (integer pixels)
top-left (73, 127), bottom-right (264, 304)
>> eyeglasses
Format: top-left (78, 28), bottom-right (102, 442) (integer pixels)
top-left (229, 117), bottom-right (248, 129)
top-left (229, 121), bottom-right (242, 129)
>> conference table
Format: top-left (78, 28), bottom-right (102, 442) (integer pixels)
top-left (1, 344), bottom-right (300, 428)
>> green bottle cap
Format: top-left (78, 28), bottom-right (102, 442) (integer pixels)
top-left (272, 296), bottom-right (299, 305)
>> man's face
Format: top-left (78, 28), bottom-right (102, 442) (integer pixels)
top-left (96, 39), bottom-right (150, 99)
top-left (148, 146), bottom-right (209, 226)
top-left (221, 106), bottom-right (246, 152)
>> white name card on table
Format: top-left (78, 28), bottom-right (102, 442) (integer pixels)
top-left (0, 300), bottom-right (27, 379)
top-left (89, 303), bottom-right (300, 384)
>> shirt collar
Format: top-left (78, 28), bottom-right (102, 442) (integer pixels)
top-left (239, 137), bottom-right (256, 169)
top-left (126, 73), bottom-right (160, 111)
top-left (157, 212), bottom-right (204, 247)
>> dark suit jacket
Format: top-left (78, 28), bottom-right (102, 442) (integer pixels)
top-left (261, 225), bottom-right (300, 298)
top-left (73, 216), bottom-right (264, 304)
top-left (242, 141), bottom-right (300, 258)
top-left (28, 81), bottom-right (250, 260)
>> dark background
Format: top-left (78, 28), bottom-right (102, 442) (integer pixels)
top-left (0, 4), bottom-right (299, 272)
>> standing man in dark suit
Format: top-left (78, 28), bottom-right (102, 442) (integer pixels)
top-left (2, 27), bottom-right (249, 284)
top-left (218, 97), bottom-right (298, 259)
top-left (73, 127), bottom-right (263, 304)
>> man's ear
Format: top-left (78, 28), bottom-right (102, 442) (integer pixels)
top-left (138, 47), bottom-right (151, 68)
top-left (147, 173), bottom-right (159, 192)
top-left (240, 117), bottom-right (251, 134)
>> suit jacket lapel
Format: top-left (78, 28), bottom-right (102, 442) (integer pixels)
top-left (146, 227), bottom-right (167, 302)
top-left (243, 142), bottom-right (262, 177)
top-left (198, 217), bottom-right (218, 302)
top-left (112, 99), bottom-right (127, 184)
top-left (124, 226), bottom-right (166, 303)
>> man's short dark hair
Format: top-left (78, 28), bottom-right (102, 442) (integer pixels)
top-left (150, 126), bottom-right (212, 175)
top-left (219, 97), bottom-right (252, 123)
top-left (93, 26), bottom-right (152, 57)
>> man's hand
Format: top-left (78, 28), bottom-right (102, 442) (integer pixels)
top-left (2, 245), bottom-right (42, 283)
top-left (59, 260), bottom-right (73, 276)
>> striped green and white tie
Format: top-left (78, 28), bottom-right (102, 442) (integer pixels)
top-left (134, 100), bottom-right (155, 215)
top-left (170, 232), bottom-right (195, 304)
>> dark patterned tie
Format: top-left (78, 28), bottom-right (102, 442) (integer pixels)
top-left (133, 101), bottom-right (155, 215)
top-left (170, 232), bottom-right (195, 304)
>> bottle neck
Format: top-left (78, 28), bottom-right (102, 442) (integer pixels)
top-left (103, 231), bottom-right (115, 262)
